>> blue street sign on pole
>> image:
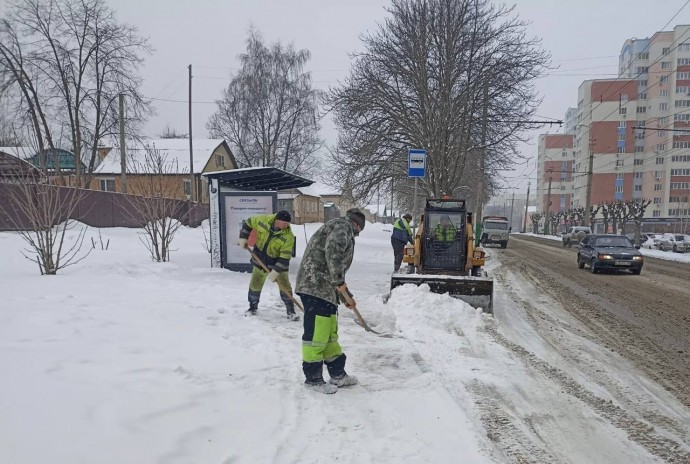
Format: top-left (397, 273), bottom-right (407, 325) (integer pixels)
top-left (408, 149), bottom-right (426, 178)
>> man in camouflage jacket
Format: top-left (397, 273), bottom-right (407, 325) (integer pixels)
top-left (296, 208), bottom-right (366, 394)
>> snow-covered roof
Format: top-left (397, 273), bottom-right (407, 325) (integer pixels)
top-left (294, 185), bottom-right (322, 198)
top-left (278, 193), bottom-right (297, 200)
top-left (95, 139), bottom-right (229, 174)
top-left (0, 147), bottom-right (33, 159)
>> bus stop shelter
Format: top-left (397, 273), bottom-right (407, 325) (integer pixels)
top-left (202, 167), bottom-right (313, 271)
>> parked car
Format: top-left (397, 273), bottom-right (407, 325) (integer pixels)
top-left (625, 232), bottom-right (649, 245)
top-left (577, 234), bottom-right (643, 274)
top-left (656, 233), bottom-right (689, 252)
top-left (562, 226), bottom-right (591, 247)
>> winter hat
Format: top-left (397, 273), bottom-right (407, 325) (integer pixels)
top-left (403, 213), bottom-right (412, 221)
top-left (275, 210), bottom-right (292, 223)
top-left (346, 208), bottom-right (366, 230)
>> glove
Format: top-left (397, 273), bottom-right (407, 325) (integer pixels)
top-left (267, 269), bottom-right (280, 283)
top-left (336, 283), bottom-right (356, 309)
top-left (238, 238), bottom-right (248, 249)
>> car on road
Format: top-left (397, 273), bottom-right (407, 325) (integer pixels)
top-left (562, 226), bottom-right (591, 247)
top-left (577, 234), bottom-right (644, 274)
top-left (655, 233), bottom-right (689, 252)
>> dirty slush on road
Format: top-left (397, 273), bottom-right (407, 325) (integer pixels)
top-left (473, 235), bottom-right (690, 463)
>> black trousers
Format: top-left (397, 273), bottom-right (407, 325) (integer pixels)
top-left (391, 238), bottom-right (406, 271)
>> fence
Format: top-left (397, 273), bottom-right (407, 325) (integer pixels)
top-left (0, 183), bottom-right (208, 231)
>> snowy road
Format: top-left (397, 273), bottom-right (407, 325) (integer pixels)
top-left (485, 235), bottom-right (690, 462)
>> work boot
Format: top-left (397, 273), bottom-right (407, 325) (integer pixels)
top-left (329, 374), bottom-right (359, 387)
top-left (245, 303), bottom-right (258, 316)
top-left (305, 379), bottom-right (337, 394)
top-left (286, 308), bottom-right (300, 321)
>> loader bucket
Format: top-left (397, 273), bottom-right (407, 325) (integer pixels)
top-left (390, 274), bottom-right (494, 313)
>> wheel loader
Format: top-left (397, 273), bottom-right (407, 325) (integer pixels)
top-left (390, 198), bottom-right (494, 312)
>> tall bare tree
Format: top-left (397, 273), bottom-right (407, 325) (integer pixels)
top-left (0, 0), bottom-right (152, 184)
top-left (207, 29), bottom-right (323, 176)
top-left (327, 0), bottom-right (549, 205)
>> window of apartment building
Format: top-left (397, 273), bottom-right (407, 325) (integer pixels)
top-left (659, 116), bottom-right (668, 125)
top-left (99, 178), bottom-right (115, 192)
top-left (653, 210), bottom-right (661, 217)
top-left (660, 102), bottom-right (668, 111)
top-left (636, 66), bottom-right (649, 74)
top-left (634, 172), bottom-right (644, 179)
top-left (675, 100), bottom-right (690, 107)
top-left (655, 184), bottom-right (663, 191)
top-left (183, 179), bottom-right (192, 197)
top-left (618, 121), bottom-right (626, 128)
top-left (663, 47), bottom-right (671, 55)
top-left (655, 171), bottom-right (665, 179)
top-left (617, 146), bottom-right (625, 154)
top-left (657, 143), bottom-right (666, 152)
top-left (619, 107), bottom-right (627, 115)
top-left (634, 185), bottom-right (643, 192)
top-left (678, 72), bottom-right (690, 79)
top-left (672, 155), bottom-right (690, 162)
top-left (677, 86), bottom-right (688, 94)
top-left (615, 185), bottom-right (623, 193)
top-left (673, 141), bottom-right (690, 148)
top-left (634, 131), bottom-right (645, 140)
top-left (639, 79), bottom-right (648, 87)
top-left (634, 158), bottom-right (644, 165)
top-left (678, 58), bottom-right (690, 66)
top-left (658, 130), bottom-right (665, 138)
top-left (662, 61), bottom-right (671, 69)
top-left (671, 168), bottom-right (690, 175)
top-left (661, 75), bottom-right (670, 84)
top-left (637, 52), bottom-right (649, 60)
top-left (616, 173), bottom-right (624, 180)
top-left (618, 132), bottom-right (626, 141)
top-left (671, 182), bottom-right (690, 189)
top-left (679, 43), bottom-right (690, 52)
top-left (638, 92), bottom-right (648, 99)
top-left (621, 94), bottom-right (628, 103)
top-left (635, 146), bottom-right (644, 153)
top-left (654, 197), bottom-right (663, 204)
top-left (660, 89), bottom-right (669, 97)
top-left (616, 159), bottom-right (624, 167)
top-left (657, 157), bottom-right (665, 164)
top-left (676, 113), bottom-right (690, 121)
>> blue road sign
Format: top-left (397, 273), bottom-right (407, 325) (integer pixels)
top-left (408, 149), bottom-right (426, 178)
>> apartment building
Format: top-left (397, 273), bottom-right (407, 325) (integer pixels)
top-left (536, 134), bottom-right (575, 215)
top-left (538, 25), bottom-right (690, 224)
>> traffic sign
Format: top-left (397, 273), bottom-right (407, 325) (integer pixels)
top-left (408, 149), bottom-right (426, 178)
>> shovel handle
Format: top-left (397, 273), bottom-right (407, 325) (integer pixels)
top-left (246, 247), bottom-right (304, 313)
top-left (337, 286), bottom-right (379, 334)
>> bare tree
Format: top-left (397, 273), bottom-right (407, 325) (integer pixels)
top-left (530, 212), bottom-right (541, 234)
top-left (0, 0), bottom-right (152, 185)
top-left (158, 124), bottom-right (188, 139)
top-left (0, 156), bottom-right (91, 274)
top-left (123, 145), bottom-right (188, 262)
top-left (628, 198), bottom-right (651, 246)
top-left (207, 29), bottom-right (323, 176)
top-left (327, 0), bottom-right (549, 204)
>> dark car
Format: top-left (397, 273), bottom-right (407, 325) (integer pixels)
top-left (577, 234), bottom-right (644, 275)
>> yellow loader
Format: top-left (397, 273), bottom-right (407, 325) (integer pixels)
top-left (390, 198), bottom-right (494, 312)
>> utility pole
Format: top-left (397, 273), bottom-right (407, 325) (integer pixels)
top-left (119, 93), bottom-right (127, 194)
top-left (583, 137), bottom-right (595, 227)
top-left (508, 189), bottom-right (515, 231)
top-left (476, 82), bottom-right (489, 245)
top-left (522, 181), bottom-right (530, 233)
top-left (188, 64), bottom-right (195, 202)
top-left (545, 168), bottom-right (553, 235)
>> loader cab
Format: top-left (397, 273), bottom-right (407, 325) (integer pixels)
top-left (422, 200), bottom-right (466, 271)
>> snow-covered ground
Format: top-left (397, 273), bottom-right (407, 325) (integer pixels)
top-left (1, 222), bottom-right (689, 463)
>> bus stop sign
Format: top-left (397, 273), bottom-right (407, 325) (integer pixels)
top-left (408, 149), bottom-right (427, 178)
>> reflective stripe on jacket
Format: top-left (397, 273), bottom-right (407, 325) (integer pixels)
top-left (392, 218), bottom-right (413, 244)
top-left (240, 214), bottom-right (295, 272)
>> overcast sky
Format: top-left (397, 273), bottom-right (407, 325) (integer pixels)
top-left (111, 0), bottom-right (690, 194)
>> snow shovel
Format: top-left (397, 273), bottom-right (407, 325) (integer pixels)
top-left (336, 287), bottom-right (386, 336)
top-left (246, 248), bottom-right (304, 313)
